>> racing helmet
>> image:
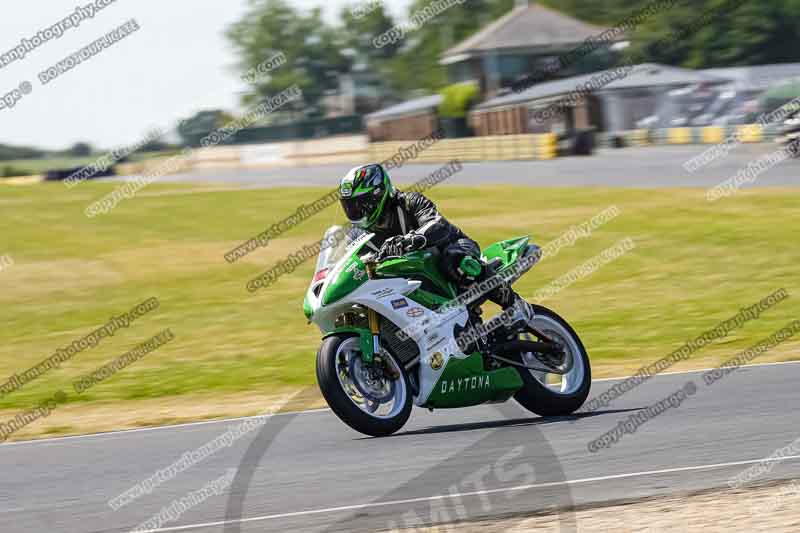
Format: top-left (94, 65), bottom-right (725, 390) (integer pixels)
top-left (339, 164), bottom-right (393, 229)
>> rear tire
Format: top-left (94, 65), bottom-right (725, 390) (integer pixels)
top-left (513, 305), bottom-right (591, 416)
top-left (316, 334), bottom-right (412, 437)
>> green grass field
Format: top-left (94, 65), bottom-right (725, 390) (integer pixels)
top-left (1, 181), bottom-right (798, 438)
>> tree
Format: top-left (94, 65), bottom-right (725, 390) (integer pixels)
top-left (137, 139), bottom-right (175, 154)
top-left (0, 144), bottom-right (45, 161)
top-left (538, 0), bottom-right (640, 25)
top-left (387, 0), bottom-right (515, 93)
top-left (340, 2), bottom-right (401, 61)
top-left (557, 0), bottom-right (800, 69)
top-left (68, 142), bottom-right (93, 157)
top-left (338, 3), bottom-right (403, 111)
top-left (227, 0), bottom-right (351, 116)
top-left (177, 110), bottom-right (233, 147)
top-left (681, 0), bottom-right (800, 67)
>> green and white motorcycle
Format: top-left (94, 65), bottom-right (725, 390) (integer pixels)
top-left (304, 226), bottom-right (591, 437)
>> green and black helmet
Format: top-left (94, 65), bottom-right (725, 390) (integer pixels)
top-left (339, 164), bottom-right (394, 229)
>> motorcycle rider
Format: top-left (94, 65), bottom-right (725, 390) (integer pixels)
top-left (338, 163), bottom-right (534, 329)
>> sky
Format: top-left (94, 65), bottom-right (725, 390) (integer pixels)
top-left (0, 0), bottom-right (411, 151)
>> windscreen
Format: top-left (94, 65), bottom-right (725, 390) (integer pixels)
top-left (313, 225), bottom-right (368, 275)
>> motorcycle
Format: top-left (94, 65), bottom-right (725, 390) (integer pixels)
top-left (304, 226), bottom-right (591, 436)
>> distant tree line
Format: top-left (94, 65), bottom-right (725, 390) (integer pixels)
top-left (226, 0), bottom-right (517, 116)
top-left (0, 142), bottom-right (95, 162)
top-left (7, 0), bottom-right (800, 157)
top-left (224, 0), bottom-right (800, 115)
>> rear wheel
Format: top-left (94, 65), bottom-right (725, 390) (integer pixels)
top-left (316, 335), bottom-right (412, 437)
top-left (513, 305), bottom-right (591, 416)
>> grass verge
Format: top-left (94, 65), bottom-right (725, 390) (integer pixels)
top-left (1, 181), bottom-right (798, 440)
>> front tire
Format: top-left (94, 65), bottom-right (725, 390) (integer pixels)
top-left (316, 335), bottom-right (412, 437)
top-left (513, 305), bottom-right (591, 416)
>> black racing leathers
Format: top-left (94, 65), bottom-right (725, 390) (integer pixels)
top-left (369, 191), bottom-right (519, 308)
top-left (369, 191), bottom-right (467, 250)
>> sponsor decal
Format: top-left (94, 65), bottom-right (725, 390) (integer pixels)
top-left (371, 288), bottom-right (394, 299)
top-left (439, 374), bottom-right (491, 394)
top-left (341, 182), bottom-right (353, 197)
top-left (406, 307), bottom-right (424, 318)
top-left (346, 261), bottom-right (366, 280)
top-left (390, 298), bottom-right (409, 310)
top-left (430, 351), bottom-right (444, 370)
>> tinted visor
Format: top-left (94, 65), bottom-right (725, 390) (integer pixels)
top-left (340, 188), bottom-right (382, 223)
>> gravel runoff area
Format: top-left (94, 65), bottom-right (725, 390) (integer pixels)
top-left (388, 480), bottom-right (800, 532)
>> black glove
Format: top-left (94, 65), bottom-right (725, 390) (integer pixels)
top-left (376, 236), bottom-right (405, 261)
top-left (376, 234), bottom-right (427, 261)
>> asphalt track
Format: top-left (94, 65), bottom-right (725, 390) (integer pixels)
top-left (3, 361), bottom-right (800, 532)
top-left (147, 145), bottom-right (800, 188)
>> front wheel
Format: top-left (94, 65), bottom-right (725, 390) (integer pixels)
top-left (316, 335), bottom-right (412, 437)
top-left (513, 305), bottom-right (591, 416)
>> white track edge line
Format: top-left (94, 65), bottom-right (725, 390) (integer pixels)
top-left (131, 454), bottom-right (800, 532)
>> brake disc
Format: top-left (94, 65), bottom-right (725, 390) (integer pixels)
top-left (348, 356), bottom-right (395, 403)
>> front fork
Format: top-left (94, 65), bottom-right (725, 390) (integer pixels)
top-left (367, 307), bottom-right (402, 380)
top-left (363, 260), bottom-right (400, 380)
top-left (366, 308), bottom-right (380, 364)
top-left (364, 261), bottom-right (381, 365)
